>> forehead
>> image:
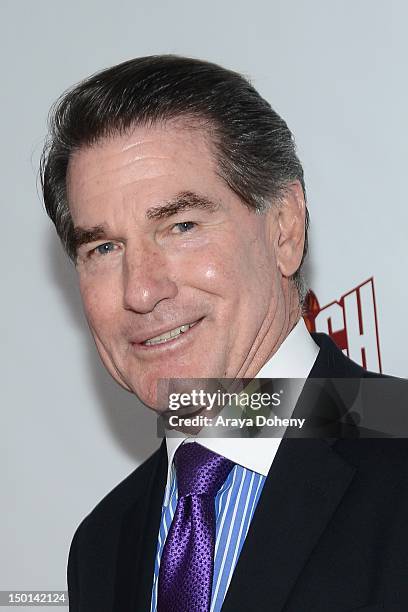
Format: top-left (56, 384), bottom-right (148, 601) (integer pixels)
top-left (66, 121), bottom-right (219, 218)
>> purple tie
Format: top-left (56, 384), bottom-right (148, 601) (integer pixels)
top-left (157, 442), bottom-right (235, 612)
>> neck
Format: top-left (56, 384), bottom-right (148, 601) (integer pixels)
top-left (239, 278), bottom-right (302, 379)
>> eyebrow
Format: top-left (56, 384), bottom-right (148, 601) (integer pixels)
top-left (146, 191), bottom-right (219, 220)
top-left (72, 224), bottom-right (109, 253)
top-left (72, 190), bottom-right (219, 252)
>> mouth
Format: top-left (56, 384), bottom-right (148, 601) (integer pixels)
top-left (143, 319), bottom-right (201, 346)
top-left (133, 317), bottom-right (204, 350)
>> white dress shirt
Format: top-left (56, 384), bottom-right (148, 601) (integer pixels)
top-left (164, 317), bottom-right (320, 495)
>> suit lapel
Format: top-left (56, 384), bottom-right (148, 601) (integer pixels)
top-left (222, 331), bottom-right (361, 611)
top-left (113, 439), bottom-right (168, 612)
top-left (221, 437), bottom-right (356, 611)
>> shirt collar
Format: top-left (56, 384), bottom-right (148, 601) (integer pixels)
top-left (165, 317), bottom-right (319, 485)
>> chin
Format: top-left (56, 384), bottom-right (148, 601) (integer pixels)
top-left (133, 376), bottom-right (177, 413)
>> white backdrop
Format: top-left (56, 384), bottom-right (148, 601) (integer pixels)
top-left (2, 0), bottom-right (407, 606)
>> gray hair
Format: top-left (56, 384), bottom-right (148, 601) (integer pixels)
top-left (40, 54), bottom-right (309, 302)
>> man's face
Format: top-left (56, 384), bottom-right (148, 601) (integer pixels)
top-left (67, 122), bottom-right (298, 411)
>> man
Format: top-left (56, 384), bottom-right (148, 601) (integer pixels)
top-left (40, 56), bottom-right (408, 611)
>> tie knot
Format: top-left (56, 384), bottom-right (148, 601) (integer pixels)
top-left (174, 442), bottom-right (234, 498)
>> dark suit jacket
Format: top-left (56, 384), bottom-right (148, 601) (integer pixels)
top-left (67, 333), bottom-right (408, 611)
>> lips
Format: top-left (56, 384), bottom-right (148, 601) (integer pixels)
top-left (143, 320), bottom-right (199, 345)
top-left (131, 318), bottom-right (203, 346)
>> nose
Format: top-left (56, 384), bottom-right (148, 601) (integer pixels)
top-left (122, 241), bottom-right (178, 314)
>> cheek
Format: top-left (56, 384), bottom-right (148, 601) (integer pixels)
top-left (176, 243), bottom-right (242, 294)
top-left (177, 227), bottom-right (276, 294)
top-left (174, 238), bottom-right (272, 321)
top-left (192, 235), bottom-right (272, 290)
top-left (79, 274), bottom-right (120, 330)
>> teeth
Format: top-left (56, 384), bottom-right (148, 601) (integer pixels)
top-left (144, 322), bottom-right (197, 346)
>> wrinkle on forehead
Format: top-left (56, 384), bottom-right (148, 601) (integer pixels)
top-left (69, 118), bottom-right (213, 166)
top-left (66, 122), bottom-right (219, 217)
top-left (69, 122), bottom-right (214, 174)
top-left (120, 138), bottom-right (163, 152)
top-left (69, 155), bottom-right (173, 197)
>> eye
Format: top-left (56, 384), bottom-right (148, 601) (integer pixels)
top-left (91, 242), bottom-right (117, 256)
top-left (172, 221), bottom-right (196, 233)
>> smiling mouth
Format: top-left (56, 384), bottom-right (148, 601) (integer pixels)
top-left (142, 319), bottom-right (202, 346)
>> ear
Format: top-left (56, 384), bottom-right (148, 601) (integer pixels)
top-left (275, 181), bottom-right (306, 277)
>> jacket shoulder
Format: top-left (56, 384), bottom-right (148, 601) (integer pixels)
top-left (67, 442), bottom-right (166, 610)
top-left (77, 441), bottom-right (165, 533)
top-left (310, 331), bottom-right (390, 379)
